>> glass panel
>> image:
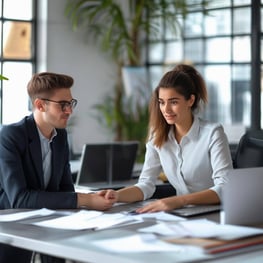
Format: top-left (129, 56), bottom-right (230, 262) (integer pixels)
top-left (165, 41), bottom-right (183, 64)
top-left (185, 0), bottom-right (203, 11)
top-left (233, 0), bottom-right (251, 5)
top-left (233, 7), bottom-right (251, 34)
top-left (205, 0), bottom-right (231, 9)
top-left (203, 65), bottom-right (231, 124)
top-left (184, 39), bottom-right (203, 63)
top-left (0, 22), bottom-right (2, 57)
top-left (184, 12), bottom-right (203, 37)
top-left (0, 61), bottom-right (2, 119)
top-left (3, 21), bottom-right (32, 59)
top-left (205, 38), bottom-right (231, 62)
top-left (0, 2), bottom-right (2, 19)
top-left (232, 65), bottom-right (251, 126)
top-left (261, 66), bottom-right (263, 128)
top-left (2, 62), bottom-right (32, 124)
top-left (149, 17), bottom-right (163, 41)
top-left (204, 9), bottom-right (231, 36)
top-left (149, 66), bottom-right (166, 90)
top-left (233, 36), bottom-right (251, 62)
top-left (148, 42), bottom-right (165, 63)
top-left (3, 0), bottom-right (32, 20)
top-left (165, 17), bottom-right (182, 40)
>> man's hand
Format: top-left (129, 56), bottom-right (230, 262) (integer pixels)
top-left (97, 189), bottom-right (118, 203)
top-left (77, 192), bottom-right (117, 211)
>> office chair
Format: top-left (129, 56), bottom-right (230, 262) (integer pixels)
top-left (233, 129), bottom-right (263, 168)
top-left (151, 184), bottom-right (177, 199)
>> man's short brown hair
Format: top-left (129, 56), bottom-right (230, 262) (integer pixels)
top-left (27, 72), bottom-right (74, 102)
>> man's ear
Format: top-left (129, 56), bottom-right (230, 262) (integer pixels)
top-left (34, 98), bottom-right (45, 112)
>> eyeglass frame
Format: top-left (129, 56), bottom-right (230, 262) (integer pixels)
top-left (40, 98), bottom-right (78, 112)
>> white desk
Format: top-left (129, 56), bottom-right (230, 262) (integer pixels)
top-left (0, 203), bottom-right (263, 263)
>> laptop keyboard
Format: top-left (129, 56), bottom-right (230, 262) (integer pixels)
top-left (168, 205), bottom-right (221, 217)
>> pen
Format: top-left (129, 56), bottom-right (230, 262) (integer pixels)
top-left (121, 210), bottom-right (140, 215)
top-left (128, 210), bottom-right (138, 215)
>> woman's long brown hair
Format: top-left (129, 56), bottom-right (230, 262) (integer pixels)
top-left (147, 64), bottom-right (208, 147)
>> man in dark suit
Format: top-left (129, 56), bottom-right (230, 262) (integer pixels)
top-left (0, 72), bottom-right (115, 262)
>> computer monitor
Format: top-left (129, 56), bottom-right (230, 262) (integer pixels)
top-left (75, 141), bottom-right (139, 187)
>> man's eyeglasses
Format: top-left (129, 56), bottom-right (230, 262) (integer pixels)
top-left (40, 98), bottom-right (78, 112)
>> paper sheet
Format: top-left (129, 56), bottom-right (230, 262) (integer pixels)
top-left (32, 209), bottom-right (185, 230)
top-left (138, 221), bottom-right (187, 236)
top-left (33, 210), bottom-right (139, 230)
top-left (92, 233), bottom-right (185, 253)
top-left (0, 208), bottom-right (62, 222)
top-left (138, 219), bottom-right (263, 240)
top-left (130, 211), bottom-right (186, 222)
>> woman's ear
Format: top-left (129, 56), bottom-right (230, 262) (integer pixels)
top-left (189, 94), bottom-right (195, 107)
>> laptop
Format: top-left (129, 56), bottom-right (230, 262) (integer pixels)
top-left (168, 205), bottom-right (221, 217)
top-left (75, 141), bottom-right (139, 190)
top-left (222, 167), bottom-right (263, 226)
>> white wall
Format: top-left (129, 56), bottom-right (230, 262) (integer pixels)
top-left (38, 0), bottom-right (117, 153)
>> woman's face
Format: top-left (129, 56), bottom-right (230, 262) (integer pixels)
top-left (158, 87), bottom-right (195, 126)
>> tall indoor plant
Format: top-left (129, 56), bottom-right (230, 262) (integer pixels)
top-left (0, 75), bottom-right (8, 80)
top-left (65, 0), bottom-right (207, 161)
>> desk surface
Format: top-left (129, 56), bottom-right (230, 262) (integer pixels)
top-left (0, 203), bottom-right (263, 263)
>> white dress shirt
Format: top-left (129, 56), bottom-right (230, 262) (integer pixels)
top-left (135, 115), bottom-right (233, 201)
top-left (38, 128), bottom-right (57, 188)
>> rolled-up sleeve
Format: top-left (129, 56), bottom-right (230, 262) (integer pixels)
top-left (208, 125), bottom-right (233, 200)
top-left (134, 141), bottom-right (162, 199)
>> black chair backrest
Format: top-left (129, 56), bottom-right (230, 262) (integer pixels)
top-left (234, 130), bottom-right (263, 168)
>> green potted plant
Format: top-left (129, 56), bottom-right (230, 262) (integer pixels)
top-left (65, 0), bottom-right (207, 161)
top-left (0, 75), bottom-right (8, 80)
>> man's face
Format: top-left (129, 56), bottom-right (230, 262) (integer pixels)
top-left (41, 88), bottom-right (77, 129)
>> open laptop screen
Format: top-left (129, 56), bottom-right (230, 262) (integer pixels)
top-left (75, 141), bottom-right (139, 186)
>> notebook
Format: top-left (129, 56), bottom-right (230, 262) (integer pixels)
top-left (222, 167), bottom-right (263, 226)
top-left (75, 141), bottom-right (139, 190)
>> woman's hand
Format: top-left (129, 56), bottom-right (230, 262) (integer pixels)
top-left (135, 189), bottom-right (220, 213)
top-left (136, 196), bottom-right (184, 213)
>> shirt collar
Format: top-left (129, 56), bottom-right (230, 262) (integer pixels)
top-left (186, 115), bottom-right (200, 140)
top-left (168, 114), bottom-right (200, 142)
top-left (37, 127), bottom-right (57, 143)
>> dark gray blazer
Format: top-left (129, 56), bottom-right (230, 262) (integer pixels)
top-left (0, 114), bottom-right (77, 209)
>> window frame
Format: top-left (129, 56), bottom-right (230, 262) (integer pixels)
top-left (146, 1), bottom-right (261, 135)
top-left (0, 0), bottom-right (36, 124)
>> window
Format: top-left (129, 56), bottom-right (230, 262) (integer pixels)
top-left (146, 0), bottom-right (256, 142)
top-left (0, 0), bottom-right (36, 124)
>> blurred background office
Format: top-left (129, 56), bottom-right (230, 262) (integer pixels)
top-left (0, 0), bottom-right (261, 160)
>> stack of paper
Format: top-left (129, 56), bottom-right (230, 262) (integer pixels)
top-left (138, 219), bottom-right (263, 254)
top-left (33, 210), bottom-right (140, 230)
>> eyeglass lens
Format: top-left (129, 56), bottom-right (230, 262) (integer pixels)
top-left (61, 99), bottom-right (77, 111)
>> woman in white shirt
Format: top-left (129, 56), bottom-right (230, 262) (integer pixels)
top-left (100, 64), bottom-right (233, 213)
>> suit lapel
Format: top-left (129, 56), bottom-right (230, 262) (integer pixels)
top-left (48, 133), bottom-right (64, 190)
top-left (50, 140), bottom-right (59, 188)
top-left (26, 115), bottom-right (45, 188)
